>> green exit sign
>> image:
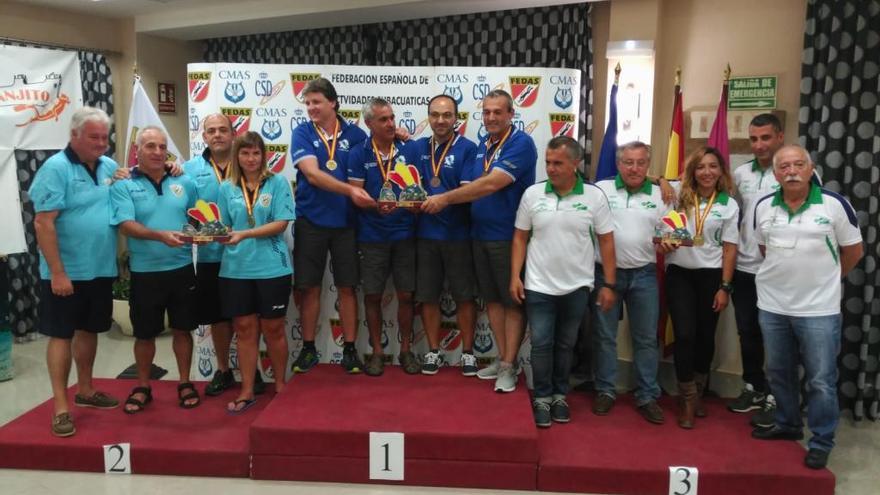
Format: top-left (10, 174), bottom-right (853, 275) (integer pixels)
top-left (728, 76), bottom-right (777, 110)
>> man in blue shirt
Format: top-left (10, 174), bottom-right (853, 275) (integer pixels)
top-left (413, 94), bottom-right (479, 376)
top-left (348, 98), bottom-right (420, 376)
top-left (422, 90), bottom-right (537, 393)
top-left (30, 107), bottom-right (120, 437)
top-left (110, 126), bottom-right (200, 414)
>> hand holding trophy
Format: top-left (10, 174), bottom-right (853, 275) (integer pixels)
top-left (377, 161), bottom-right (428, 214)
top-left (180, 199), bottom-right (231, 244)
top-left (652, 210), bottom-right (694, 248)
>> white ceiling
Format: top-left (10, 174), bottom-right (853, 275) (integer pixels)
top-left (14, 0), bottom-right (596, 40)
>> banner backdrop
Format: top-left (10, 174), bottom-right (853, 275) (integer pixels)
top-left (187, 63), bottom-right (580, 384)
top-left (0, 45), bottom-right (83, 150)
top-left (0, 149), bottom-right (27, 255)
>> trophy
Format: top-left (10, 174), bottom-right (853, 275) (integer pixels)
top-left (180, 199), bottom-right (230, 244)
top-left (652, 210), bottom-right (694, 247)
top-left (377, 161), bottom-right (428, 213)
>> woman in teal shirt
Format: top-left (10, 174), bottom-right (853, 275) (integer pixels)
top-left (217, 132), bottom-right (295, 413)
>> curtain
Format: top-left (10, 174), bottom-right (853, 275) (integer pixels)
top-left (798, 0), bottom-right (880, 420)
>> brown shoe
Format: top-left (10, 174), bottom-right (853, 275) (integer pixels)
top-left (398, 351), bottom-right (420, 375)
top-left (677, 381), bottom-right (697, 429)
top-left (74, 391), bottom-right (120, 409)
top-left (592, 393), bottom-right (615, 415)
top-left (694, 373), bottom-right (708, 418)
top-left (51, 412), bottom-right (76, 437)
top-left (637, 400), bottom-right (665, 425)
top-left (365, 353), bottom-right (385, 376)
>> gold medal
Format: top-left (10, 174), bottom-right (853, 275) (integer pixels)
top-left (693, 234), bottom-right (704, 246)
top-left (247, 214), bottom-right (256, 228)
top-left (314, 119), bottom-right (340, 172)
top-left (692, 191), bottom-right (717, 248)
top-left (325, 159), bottom-right (338, 171)
top-left (430, 176), bottom-right (441, 188)
top-left (240, 177), bottom-right (261, 229)
top-left (482, 126), bottom-right (513, 176)
top-left (371, 141), bottom-right (396, 185)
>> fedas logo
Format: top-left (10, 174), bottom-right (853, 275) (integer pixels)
top-left (509, 76), bottom-right (541, 108)
top-left (290, 73), bottom-right (321, 103)
top-left (454, 111), bottom-right (469, 137)
top-left (339, 109), bottom-right (361, 126)
top-left (266, 143), bottom-right (288, 173)
top-left (549, 113), bottom-right (575, 138)
top-left (187, 72), bottom-right (211, 103)
top-left (1, 73), bottom-right (72, 127)
top-left (220, 107), bottom-right (252, 136)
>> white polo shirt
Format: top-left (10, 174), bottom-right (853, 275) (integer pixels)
top-left (515, 176), bottom-right (614, 295)
top-left (595, 176), bottom-right (666, 269)
top-left (664, 192), bottom-right (740, 270)
top-left (754, 184), bottom-right (862, 317)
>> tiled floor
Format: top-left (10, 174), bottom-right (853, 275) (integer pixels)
top-left (1, 329), bottom-right (878, 494)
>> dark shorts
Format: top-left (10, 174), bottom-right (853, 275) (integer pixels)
top-left (195, 262), bottom-right (227, 325)
top-left (294, 216), bottom-right (359, 289)
top-left (219, 274), bottom-right (292, 319)
top-left (415, 239), bottom-right (476, 303)
top-left (38, 277), bottom-right (113, 339)
top-left (359, 239), bottom-right (416, 295)
top-left (472, 240), bottom-right (515, 307)
top-left (130, 265), bottom-right (198, 340)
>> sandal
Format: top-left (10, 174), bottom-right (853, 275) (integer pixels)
top-left (124, 386), bottom-right (153, 415)
top-left (227, 398), bottom-right (257, 415)
top-left (177, 382), bottom-right (201, 409)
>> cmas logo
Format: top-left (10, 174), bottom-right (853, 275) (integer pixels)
top-left (266, 143), bottom-right (288, 173)
top-left (339, 109), bottom-right (361, 126)
top-left (509, 76), bottom-right (541, 107)
top-left (198, 356), bottom-right (213, 378)
top-left (549, 113), bottom-right (576, 138)
top-left (473, 323), bottom-right (494, 353)
top-left (187, 71), bottom-right (211, 102)
top-left (261, 119), bottom-right (283, 140)
top-left (454, 111), bottom-right (469, 137)
top-left (224, 81), bottom-right (246, 103)
top-left (290, 73), bottom-right (321, 103)
top-left (220, 107), bottom-right (252, 136)
top-left (554, 86), bottom-right (573, 109)
top-left (443, 85), bottom-right (463, 105)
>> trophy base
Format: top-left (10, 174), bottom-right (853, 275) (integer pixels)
top-left (181, 234), bottom-right (231, 244)
top-left (378, 200), bottom-right (424, 212)
top-left (652, 236), bottom-right (694, 247)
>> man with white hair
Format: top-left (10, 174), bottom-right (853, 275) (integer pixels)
top-left (750, 144), bottom-right (863, 470)
top-left (30, 106), bottom-right (120, 437)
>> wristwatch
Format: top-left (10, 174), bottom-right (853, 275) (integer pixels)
top-left (602, 282), bottom-right (617, 292)
top-left (719, 281), bottom-right (734, 294)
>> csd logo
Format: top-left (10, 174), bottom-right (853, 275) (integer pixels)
top-left (443, 85), bottom-right (463, 105)
top-left (472, 82), bottom-right (490, 101)
top-left (224, 81), bottom-right (246, 103)
top-left (399, 113), bottom-right (417, 134)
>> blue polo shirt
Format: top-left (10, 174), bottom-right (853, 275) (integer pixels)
top-left (28, 146), bottom-right (118, 281)
top-left (347, 138), bottom-right (419, 242)
top-left (217, 173), bottom-right (295, 279)
top-left (469, 127), bottom-right (537, 241)
top-left (183, 149), bottom-right (227, 263)
top-left (413, 135), bottom-right (476, 241)
top-left (290, 116), bottom-right (367, 228)
top-left (110, 169), bottom-right (198, 273)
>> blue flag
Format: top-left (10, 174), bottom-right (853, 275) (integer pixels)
top-left (595, 82), bottom-right (619, 181)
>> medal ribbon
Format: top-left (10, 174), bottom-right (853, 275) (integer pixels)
top-left (692, 191), bottom-right (717, 240)
top-left (240, 177), bottom-right (262, 225)
top-left (370, 140), bottom-right (396, 183)
top-left (430, 135), bottom-right (455, 182)
top-left (314, 119), bottom-right (340, 164)
top-left (209, 157), bottom-right (229, 183)
top-left (482, 126), bottom-right (513, 174)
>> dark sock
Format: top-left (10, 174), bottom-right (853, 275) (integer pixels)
top-left (462, 349), bottom-right (473, 355)
top-left (343, 342), bottom-right (356, 353)
top-left (303, 341), bottom-right (316, 351)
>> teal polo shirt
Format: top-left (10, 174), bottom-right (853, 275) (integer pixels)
top-left (28, 146), bottom-right (119, 281)
top-left (183, 149), bottom-right (226, 263)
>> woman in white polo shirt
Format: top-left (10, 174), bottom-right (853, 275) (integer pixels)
top-left (659, 146), bottom-right (738, 429)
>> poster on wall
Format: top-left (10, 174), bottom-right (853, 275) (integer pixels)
top-left (186, 62), bottom-right (580, 384)
top-left (0, 148), bottom-right (27, 255)
top-left (0, 45), bottom-right (83, 150)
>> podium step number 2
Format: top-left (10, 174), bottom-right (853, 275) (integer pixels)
top-left (668, 466), bottom-right (698, 495)
top-left (103, 443), bottom-right (131, 474)
top-left (369, 432), bottom-right (404, 481)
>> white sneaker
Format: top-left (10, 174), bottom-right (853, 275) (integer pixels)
top-left (494, 365), bottom-right (517, 393)
top-left (460, 353), bottom-right (478, 377)
top-left (477, 360), bottom-right (500, 380)
top-left (421, 350), bottom-right (443, 375)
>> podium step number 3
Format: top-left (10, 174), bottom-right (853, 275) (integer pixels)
top-left (668, 466), bottom-right (698, 495)
top-left (369, 432), bottom-right (404, 480)
top-left (103, 443), bottom-right (131, 474)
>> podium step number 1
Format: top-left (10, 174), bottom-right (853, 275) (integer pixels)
top-left (668, 466), bottom-right (698, 495)
top-left (104, 443), bottom-right (131, 474)
top-left (369, 432), bottom-right (404, 480)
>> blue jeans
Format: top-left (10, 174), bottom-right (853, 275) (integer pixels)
top-left (759, 310), bottom-right (841, 452)
top-left (526, 288), bottom-right (589, 399)
top-left (592, 264), bottom-right (661, 406)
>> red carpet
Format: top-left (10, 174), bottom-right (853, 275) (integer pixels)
top-left (537, 393), bottom-right (835, 495)
top-left (249, 364), bottom-right (538, 489)
top-left (0, 378), bottom-right (269, 477)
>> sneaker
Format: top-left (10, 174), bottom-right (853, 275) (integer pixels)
top-left (51, 412), bottom-right (75, 437)
top-left (254, 370), bottom-right (267, 395)
top-left (804, 448), bottom-right (830, 470)
top-left (637, 400), bottom-right (665, 425)
top-left (751, 425), bottom-right (804, 441)
top-left (365, 353), bottom-right (384, 376)
top-left (341, 349), bottom-right (364, 374)
top-left (291, 348), bottom-right (319, 374)
top-left (460, 353), bottom-right (478, 377)
top-left (399, 351), bottom-right (420, 375)
top-left (494, 365), bottom-right (517, 393)
top-left (727, 383), bottom-right (765, 413)
top-left (750, 394), bottom-right (777, 428)
top-left (592, 393), bottom-right (615, 415)
top-left (550, 398), bottom-right (571, 423)
top-left (477, 360), bottom-right (500, 380)
top-left (421, 350), bottom-right (443, 375)
top-left (533, 400), bottom-right (552, 428)
top-left (205, 369), bottom-right (234, 396)
top-left (74, 391), bottom-right (119, 409)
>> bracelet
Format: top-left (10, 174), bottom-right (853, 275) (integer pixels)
top-left (719, 281), bottom-right (734, 294)
top-left (602, 282), bottom-right (617, 292)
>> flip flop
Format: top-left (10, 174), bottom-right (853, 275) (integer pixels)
top-left (226, 398), bottom-right (258, 415)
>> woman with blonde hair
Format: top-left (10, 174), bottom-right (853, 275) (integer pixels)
top-left (217, 131), bottom-right (295, 413)
top-left (658, 146), bottom-right (738, 429)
